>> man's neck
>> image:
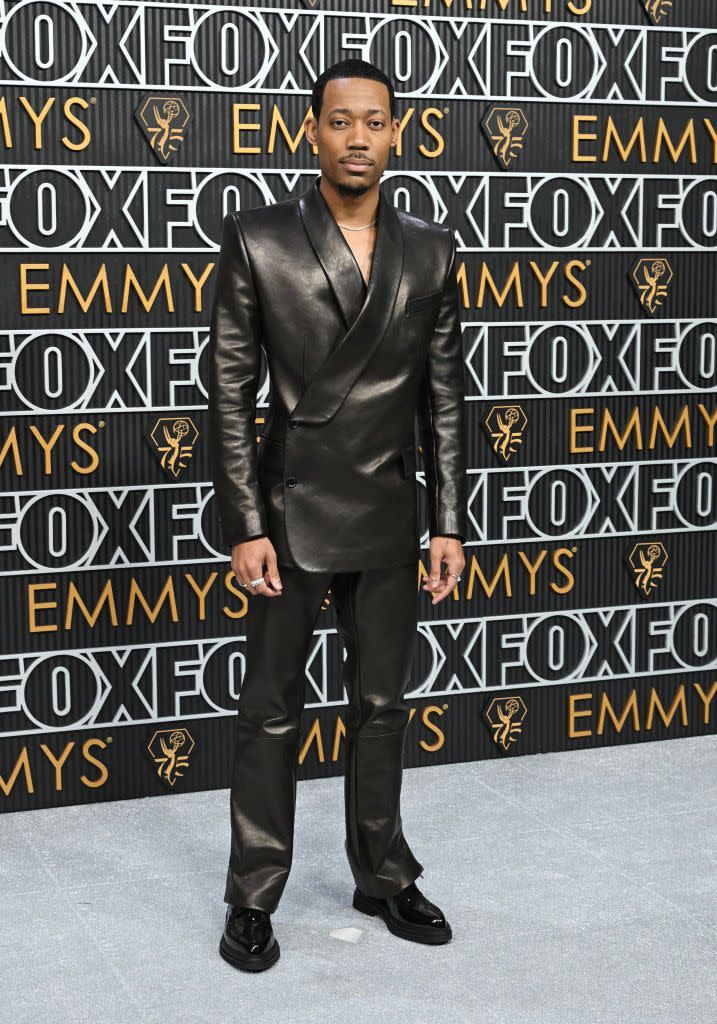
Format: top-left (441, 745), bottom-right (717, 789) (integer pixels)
top-left (318, 175), bottom-right (380, 228)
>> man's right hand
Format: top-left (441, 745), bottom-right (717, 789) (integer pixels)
top-left (231, 537), bottom-right (283, 597)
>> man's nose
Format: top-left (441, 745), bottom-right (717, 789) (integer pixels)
top-left (346, 129), bottom-right (370, 148)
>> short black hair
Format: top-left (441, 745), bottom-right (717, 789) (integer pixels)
top-left (311, 59), bottom-right (397, 123)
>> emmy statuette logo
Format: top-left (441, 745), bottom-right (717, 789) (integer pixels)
top-left (642, 0), bottom-right (673, 24)
top-left (482, 697), bottom-right (528, 752)
top-left (482, 404), bottom-right (528, 463)
top-left (147, 728), bottom-right (195, 786)
top-left (135, 95), bottom-right (191, 163)
top-left (481, 106), bottom-right (529, 168)
top-left (626, 541), bottom-right (669, 597)
top-left (629, 257), bottom-right (673, 315)
top-left (145, 416), bottom-right (199, 479)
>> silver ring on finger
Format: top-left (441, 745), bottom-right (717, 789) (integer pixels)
top-left (449, 573), bottom-right (462, 582)
top-left (249, 577), bottom-right (264, 588)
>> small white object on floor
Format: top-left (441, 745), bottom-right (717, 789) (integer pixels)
top-left (329, 926), bottom-right (363, 943)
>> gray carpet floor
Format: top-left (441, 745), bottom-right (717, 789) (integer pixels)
top-left (1, 734), bottom-right (715, 1024)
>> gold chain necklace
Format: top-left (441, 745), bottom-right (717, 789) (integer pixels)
top-left (336, 219), bottom-right (377, 231)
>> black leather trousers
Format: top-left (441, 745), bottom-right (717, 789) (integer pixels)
top-left (223, 561), bottom-right (424, 914)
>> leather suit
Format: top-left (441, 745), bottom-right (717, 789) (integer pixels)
top-left (207, 174), bottom-right (467, 912)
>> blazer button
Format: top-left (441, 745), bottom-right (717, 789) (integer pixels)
top-left (286, 476), bottom-right (297, 487)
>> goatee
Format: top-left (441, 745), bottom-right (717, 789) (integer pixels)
top-left (335, 180), bottom-right (373, 198)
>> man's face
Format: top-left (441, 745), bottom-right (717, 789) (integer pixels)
top-left (305, 77), bottom-right (399, 197)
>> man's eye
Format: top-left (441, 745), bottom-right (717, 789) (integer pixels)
top-left (331, 120), bottom-right (385, 128)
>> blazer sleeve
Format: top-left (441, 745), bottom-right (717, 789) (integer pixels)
top-left (207, 211), bottom-right (269, 550)
top-left (416, 228), bottom-right (468, 544)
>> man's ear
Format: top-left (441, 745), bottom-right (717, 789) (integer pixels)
top-left (305, 114), bottom-right (317, 146)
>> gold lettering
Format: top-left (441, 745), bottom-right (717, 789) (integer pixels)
top-left (63, 97), bottom-right (91, 151)
top-left (418, 108), bottom-right (446, 158)
top-left (551, 548), bottom-right (575, 594)
top-left (28, 582), bottom-right (58, 633)
top-left (703, 118), bottom-right (717, 162)
top-left (467, 553), bottom-right (512, 598)
top-left (567, 693), bottom-right (593, 738)
top-left (64, 580), bottom-right (119, 629)
top-left (0, 427), bottom-right (23, 474)
top-left (39, 741), bottom-right (75, 791)
top-left (602, 116), bottom-right (647, 163)
top-left (298, 718), bottom-right (325, 764)
top-left (653, 118), bottom-right (697, 165)
top-left (232, 102), bottom-right (261, 154)
top-left (648, 404), bottom-right (691, 449)
top-left (645, 686), bottom-right (688, 730)
top-left (697, 404), bottom-right (717, 446)
top-left (80, 739), bottom-right (110, 788)
top-left (20, 263), bottom-right (51, 314)
top-left (182, 262), bottom-right (214, 311)
top-left (331, 716), bottom-right (347, 761)
top-left (71, 423), bottom-right (100, 474)
top-left (693, 681), bottom-right (717, 723)
top-left (267, 106), bottom-right (306, 155)
top-left (562, 260), bottom-right (589, 307)
top-left (121, 264), bottom-right (173, 314)
top-left (569, 407), bottom-right (594, 453)
top-left (58, 264), bottom-right (112, 313)
top-left (0, 748), bottom-right (34, 796)
top-left (529, 261), bottom-right (560, 307)
top-left (517, 549), bottom-right (548, 595)
top-left (572, 114), bottom-right (598, 162)
top-left (477, 262), bottom-right (524, 309)
top-left (420, 706), bottom-right (446, 752)
top-left (222, 569), bottom-right (250, 619)
top-left (185, 572), bottom-right (218, 620)
top-left (126, 577), bottom-right (179, 625)
top-left (29, 424), bottom-right (64, 474)
top-left (19, 95), bottom-right (55, 149)
top-left (0, 95), bottom-right (12, 148)
top-left (597, 689), bottom-right (640, 734)
top-left (599, 406), bottom-right (642, 452)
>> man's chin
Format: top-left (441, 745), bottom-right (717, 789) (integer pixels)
top-left (334, 176), bottom-right (375, 198)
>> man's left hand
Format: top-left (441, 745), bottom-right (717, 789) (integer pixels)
top-left (422, 536), bottom-right (465, 605)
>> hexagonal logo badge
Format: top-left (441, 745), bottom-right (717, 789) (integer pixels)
top-left (642, 0), bottom-right (673, 25)
top-left (626, 540), bottom-right (669, 598)
top-left (481, 105), bottom-right (529, 168)
top-left (147, 728), bottom-right (195, 786)
top-left (482, 404), bottom-right (528, 463)
top-left (629, 257), bottom-right (673, 315)
top-left (482, 696), bottom-right (528, 752)
top-left (135, 95), bottom-right (191, 163)
top-left (146, 416), bottom-right (199, 479)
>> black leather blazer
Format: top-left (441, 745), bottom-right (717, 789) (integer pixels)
top-left (207, 174), bottom-right (467, 572)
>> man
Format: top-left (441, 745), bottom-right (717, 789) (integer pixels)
top-left (208, 58), bottom-right (467, 972)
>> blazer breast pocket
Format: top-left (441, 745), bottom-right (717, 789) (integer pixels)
top-left (404, 288), bottom-right (443, 318)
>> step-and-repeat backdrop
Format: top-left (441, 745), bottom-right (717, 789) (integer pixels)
top-left (1, 0), bottom-right (715, 811)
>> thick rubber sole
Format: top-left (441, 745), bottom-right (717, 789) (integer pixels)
top-left (219, 931), bottom-right (281, 972)
top-left (352, 888), bottom-right (453, 945)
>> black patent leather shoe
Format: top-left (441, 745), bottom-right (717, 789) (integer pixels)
top-left (352, 880), bottom-right (452, 944)
top-left (219, 904), bottom-right (280, 971)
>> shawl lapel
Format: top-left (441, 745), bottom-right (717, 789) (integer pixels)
top-left (291, 174), bottom-right (404, 426)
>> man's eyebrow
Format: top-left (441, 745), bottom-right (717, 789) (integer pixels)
top-left (326, 107), bottom-right (387, 116)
